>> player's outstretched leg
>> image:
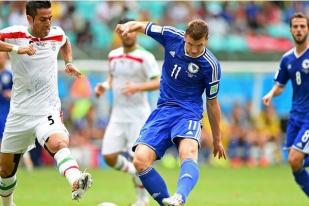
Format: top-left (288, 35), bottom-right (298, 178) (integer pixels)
top-left (54, 148), bottom-right (93, 200)
top-left (162, 159), bottom-right (199, 206)
top-left (133, 145), bottom-right (170, 206)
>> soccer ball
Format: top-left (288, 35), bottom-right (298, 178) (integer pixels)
top-left (97, 202), bottom-right (118, 206)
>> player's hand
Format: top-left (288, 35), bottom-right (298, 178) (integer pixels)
top-left (122, 82), bottom-right (139, 96)
top-left (2, 90), bottom-right (11, 100)
top-left (64, 63), bottom-right (81, 78)
top-left (262, 92), bottom-right (273, 106)
top-left (95, 84), bottom-right (106, 98)
top-left (213, 140), bottom-right (226, 160)
top-left (18, 44), bottom-right (36, 56)
top-left (115, 21), bottom-right (137, 37)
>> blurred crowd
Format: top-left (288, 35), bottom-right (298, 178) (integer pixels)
top-left (202, 102), bottom-right (283, 168)
top-left (0, 1), bottom-right (308, 58)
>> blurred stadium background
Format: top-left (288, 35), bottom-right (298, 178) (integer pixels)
top-left (1, 1), bottom-right (309, 205)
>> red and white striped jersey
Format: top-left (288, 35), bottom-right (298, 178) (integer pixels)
top-left (108, 46), bottom-right (160, 122)
top-left (0, 25), bottom-right (66, 115)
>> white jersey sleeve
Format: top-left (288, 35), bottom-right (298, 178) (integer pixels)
top-left (142, 50), bottom-right (160, 79)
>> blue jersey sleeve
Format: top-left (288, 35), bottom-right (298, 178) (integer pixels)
top-left (145, 22), bottom-right (184, 47)
top-left (274, 57), bottom-right (289, 85)
top-left (204, 62), bottom-right (221, 99)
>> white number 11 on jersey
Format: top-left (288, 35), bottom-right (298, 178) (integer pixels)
top-left (171, 64), bottom-right (181, 79)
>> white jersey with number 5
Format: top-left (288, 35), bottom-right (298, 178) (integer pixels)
top-left (108, 47), bottom-right (160, 122)
top-left (0, 25), bottom-right (66, 115)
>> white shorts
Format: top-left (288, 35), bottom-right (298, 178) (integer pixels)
top-left (1, 111), bottom-right (69, 153)
top-left (102, 120), bottom-right (145, 155)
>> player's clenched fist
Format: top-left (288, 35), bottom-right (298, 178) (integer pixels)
top-left (18, 44), bottom-right (36, 56)
top-left (95, 83), bottom-right (106, 98)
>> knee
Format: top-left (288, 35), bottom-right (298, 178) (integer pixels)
top-left (46, 138), bottom-right (69, 153)
top-left (288, 154), bottom-right (303, 171)
top-left (133, 153), bottom-right (152, 173)
top-left (104, 154), bottom-right (117, 167)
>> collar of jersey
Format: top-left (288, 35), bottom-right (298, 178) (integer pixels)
top-left (293, 45), bottom-right (309, 59)
top-left (184, 44), bottom-right (206, 59)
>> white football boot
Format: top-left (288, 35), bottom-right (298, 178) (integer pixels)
top-left (162, 193), bottom-right (184, 206)
top-left (72, 172), bottom-right (93, 200)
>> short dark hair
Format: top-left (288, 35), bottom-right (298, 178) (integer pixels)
top-left (26, 1), bottom-right (51, 18)
top-left (118, 17), bottom-right (135, 24)
top-left (185, 19), bottom-right (209, 40)
top-left (290, 12), bottom-right (309, 28)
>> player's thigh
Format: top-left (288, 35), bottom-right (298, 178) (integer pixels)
top-left (1, 113), bottom-right (36, 154)
top-left (292, 124), bottom-right (309, 154)
top-left (102, 122), bottom-right (126, 155)
top-left (35, 112), bottom-right (69, 150)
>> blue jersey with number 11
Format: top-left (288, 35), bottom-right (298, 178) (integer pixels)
top-left (275, 47), bottom-right (309, 124)
top-left (145, 22), bottom-right (221, 119)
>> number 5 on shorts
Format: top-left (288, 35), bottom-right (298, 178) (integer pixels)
top-left (48, 115), bottom-right (55, 125)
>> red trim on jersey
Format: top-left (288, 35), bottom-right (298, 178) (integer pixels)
top-left (0, 32), bottom-right (63, 42)
top-left (108, 54), bottom-right (144, 63)
top-left (0, 32), bottom-right (27, 39)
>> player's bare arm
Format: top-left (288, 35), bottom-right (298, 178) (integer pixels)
top-left (122, 76), bottom-right (160, 96)
top-left (0, 40), bottom-right (35, 55)
top-left (262, 83), bottom-right (284, 106)
top-left (206, 98), bottom-right (226, 159)
top-left (95, 73), bottom-right (112, 98)
top-left (115, 21), bottom-right (149, 36)
top-left (60, 38), bottom-right (81, 78)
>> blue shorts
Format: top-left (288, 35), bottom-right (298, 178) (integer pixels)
top-left (133, 105), bottom-right (201, 159)
top-left (284, 118), bottom-right (309, 154)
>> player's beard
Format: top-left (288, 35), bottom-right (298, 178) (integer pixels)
top-left (293, 33), bottom-right (308, 45)
top-left (123, 40), bottom-right (135, 48)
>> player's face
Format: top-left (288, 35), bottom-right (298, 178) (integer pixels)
top-left (290, 18), bottom-right (308, 45)
top-left (184, 35), bottom-right (207, 58)
top-left (121, 32), bottom-right (137, 48)
top-left (27, 8), bottom-right (52, 38)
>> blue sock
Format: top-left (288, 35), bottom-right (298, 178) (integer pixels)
top-left (176, 159), bottom-right (200, 202)
top-left (293, 168), bottom-right (309, 197)
top-left (139, 167), bottom-right (169, 206)
top-left (303, 156), bottom-right (309, 167)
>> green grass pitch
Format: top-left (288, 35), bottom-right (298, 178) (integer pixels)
top-left (14, 165), bottom-right (307, 205)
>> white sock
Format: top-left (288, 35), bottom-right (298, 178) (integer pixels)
top-left (54, 148), bottom-right (82, 185)
top-left (114, 155), bottom-right (136, 176)
top-left (0, 175), bottom-right (16, 206)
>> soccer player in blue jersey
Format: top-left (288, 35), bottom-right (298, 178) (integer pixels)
top-left (0, 53), bottom-right (12, 142)
top-left (116, 19), bottom-right (226, 206)
top-left (263, 12), bottom-right (309, 197)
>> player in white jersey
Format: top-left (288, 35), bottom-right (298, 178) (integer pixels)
top-left (95, 18), bottom-right (160, 206)
top-left (0, 1), bottom-right (92, 205)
